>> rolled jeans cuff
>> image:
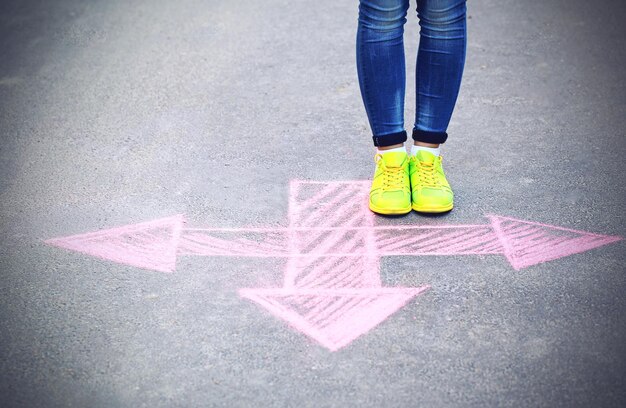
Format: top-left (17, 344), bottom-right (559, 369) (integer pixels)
top-left (412, 128), bottom-right (448, 144)
top-left (372, 130), bottom-right (407, 147)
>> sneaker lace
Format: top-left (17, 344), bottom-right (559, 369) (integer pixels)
top-left (414, 156), bottom-right (441, 187)
top-left (376, 154), bottom-right (405, 191)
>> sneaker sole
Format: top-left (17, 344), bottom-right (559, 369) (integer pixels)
top-left (369, 202), bottom-right (412, 215)
top-left (411, 203), bottom-right (454, 213)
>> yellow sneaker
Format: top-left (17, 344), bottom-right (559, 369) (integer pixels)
top-left (369, 151), bottom-right (411, 215)
top-left (409, 150), bottom-right (454, 213)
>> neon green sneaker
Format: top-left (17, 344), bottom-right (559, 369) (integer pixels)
top-left (369, 151), bottom-right (411, 215)
top-left (409, 150), bottom-right (454, 213)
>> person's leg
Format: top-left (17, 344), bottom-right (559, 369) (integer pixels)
top-left (409, 0), bottom-right (466, 213)
top-left (412, 0), bottom-right (467, 146)
top-left (357, 0), bottom-right (410, 149)
top-left (357, 0), bottom-right (413, 215)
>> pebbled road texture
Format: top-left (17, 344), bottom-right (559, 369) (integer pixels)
top-left (1, 0), bottom-right (625, 407)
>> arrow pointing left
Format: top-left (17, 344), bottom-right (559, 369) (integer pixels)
top-left (45, 214), bottom-right (186, 273)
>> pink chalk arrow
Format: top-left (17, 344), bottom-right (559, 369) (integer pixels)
top-left (238, 287), bottom-right (427, 351)
top-left (236, 181), bottom-right (430, 351)
top-left (45, 180), bottom-right (622, 350)
top-left (45, 214), bottom-right (185, 273)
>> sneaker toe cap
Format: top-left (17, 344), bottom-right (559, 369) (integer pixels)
top-left (371, 190), bottom-right (411, 209)
top-left (413, 187), bottom-right (453, 206)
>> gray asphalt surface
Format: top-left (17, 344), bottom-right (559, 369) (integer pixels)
top-left (1, 0), bottom-right (625, 407)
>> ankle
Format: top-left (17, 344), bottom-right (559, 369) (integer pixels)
top-left (377, 144), bottom-right (406, 156)
top-left (413, 141), bottom-right (439, 148)
top-left (378, 143), bottom-right (404, 151)
top-left (411, 143), bottom-right (441, 157)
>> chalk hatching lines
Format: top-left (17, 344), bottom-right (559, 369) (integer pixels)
top-left (44, 181), bottom-right (622, 350)
top-left (238, 180), bottom-right (429, 351)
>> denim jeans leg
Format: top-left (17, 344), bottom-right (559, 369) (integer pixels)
top-left (357, 0), bottom-right (410, 147)
top-left (412, 0), bottom-right (467, 144)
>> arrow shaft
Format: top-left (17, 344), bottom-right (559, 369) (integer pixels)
top-left (176, 224), bottom-right (504, 257)
top-left (284, 180), bottom-right (379, 289)
top-left (183, 224), bottom-right (490, 232)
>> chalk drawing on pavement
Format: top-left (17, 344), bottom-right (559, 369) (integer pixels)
top-left (45, 180), bottom-right (623, 350)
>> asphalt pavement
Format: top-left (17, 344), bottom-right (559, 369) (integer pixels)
top-left (1, 0), bottom-right (625, 407)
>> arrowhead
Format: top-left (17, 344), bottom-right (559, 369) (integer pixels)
top-left (45, 215), bottom-right (185, 272)
top-left (488, 215), bottom-right (622, 270)
top-left (239, 286), bottom-right (430, 351)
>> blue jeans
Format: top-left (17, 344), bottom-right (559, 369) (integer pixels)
top-left (357, 0), bottom-right (467, 147)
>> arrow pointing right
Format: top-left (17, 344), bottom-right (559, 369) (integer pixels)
top-left (486, 214), bottom-right (622, 270)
